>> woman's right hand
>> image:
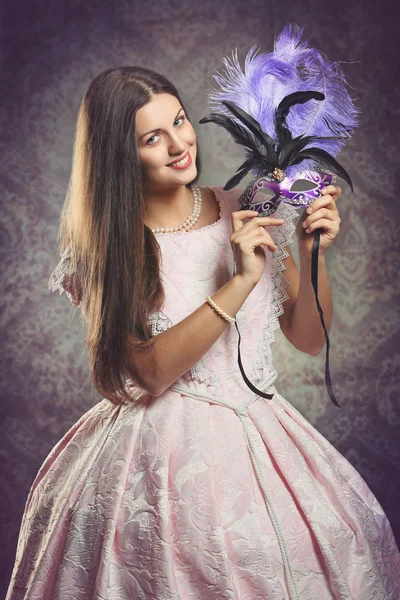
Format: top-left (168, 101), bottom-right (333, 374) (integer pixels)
top-left (230, 210), bottom-right (285, 285)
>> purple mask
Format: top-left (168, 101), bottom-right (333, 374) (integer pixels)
top-left (238, 169), bottom-right (335, 217)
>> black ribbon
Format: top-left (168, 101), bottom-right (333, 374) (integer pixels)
top-left (311, 229), bottom-right (341, 407)
top-left (232, 228), bottom-right (341, 407)
top-left (234, 313), bottom-right (274, 400)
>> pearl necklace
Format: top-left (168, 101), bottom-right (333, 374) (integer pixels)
top-left (151, 185), bottom-right (202, 234)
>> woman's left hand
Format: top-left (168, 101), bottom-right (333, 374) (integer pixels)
top-left (295, 184), bottom-right (342, 255)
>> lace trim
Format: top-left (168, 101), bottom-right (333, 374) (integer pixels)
top-left (48, 245), bottom-right (81, 307)
top-left (148, 310), bottom-right (172, 336)
top-left (148, 309), bottom-right (213, 385)
top-left (248, 202), bottom-right (301, 382)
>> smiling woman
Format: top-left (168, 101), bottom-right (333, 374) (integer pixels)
top-left (136, 93), bottom-right (199, 230)
top-left (7, 61), bottom-right (400, 600)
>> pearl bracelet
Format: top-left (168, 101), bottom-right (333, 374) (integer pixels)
top-left (206, 296), bottom-right (236, 323)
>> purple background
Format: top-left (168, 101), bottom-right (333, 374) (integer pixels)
top-left (1, 0), bottom-right (399, 595)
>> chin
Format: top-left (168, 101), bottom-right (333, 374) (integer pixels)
top-left (170, 165), bottom-right (198, 186)
top-left (184, 168), bottom-right (198, 186)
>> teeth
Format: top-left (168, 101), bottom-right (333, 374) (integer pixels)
top-left (170, 154), bottom-right (189, 167)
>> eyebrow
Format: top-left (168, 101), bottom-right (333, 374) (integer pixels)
top-left (139, 107), bottom-right (184, 140)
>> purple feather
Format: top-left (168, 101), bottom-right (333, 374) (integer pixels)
top-left (208, 23), bottom-right (360, 177)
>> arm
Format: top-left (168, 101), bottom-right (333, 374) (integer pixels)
top-left (277, 245), bottom-right (332, 356)
top-left (278, 184), bottom-right (342, 356)
top-left (127, 274), bottom-right (257, 397)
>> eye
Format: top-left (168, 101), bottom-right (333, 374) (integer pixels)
top-left (146, 134), bottom-right (160, 146)
top-left (145, 115), bottom-right (186, 145)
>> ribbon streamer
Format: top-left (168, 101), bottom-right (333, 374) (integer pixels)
top-left (231, 225), bottom-right (340, 408)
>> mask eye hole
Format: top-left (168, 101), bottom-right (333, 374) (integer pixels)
top-left (290, 179), bottom-right (318, 192)
top-left (253, 189), bottom-right (276, 201)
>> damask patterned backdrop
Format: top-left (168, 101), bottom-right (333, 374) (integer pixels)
top-left (1, 0), bottom-right (399, 595)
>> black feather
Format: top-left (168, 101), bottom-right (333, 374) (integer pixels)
top-left (275, 91), bottom-right (325, 152)
top-left (278, 134), bottom-right (316, 165)
top-left (200, 90), bottom-right (353, 190)
top-left (275, 91), bottom-right (325, 136)
top-left (279, 134), bottom-right (343, 167)
top-left (221, 100), bottom-right (276, 152)
top-left (223, 158), bottom-right (255, 190)
top-left (289, 147), bottom-right (353, 192)
top-left (199, 112), bottom-right (260, 152)
top-left (199, 111), bottom-right (277, 168)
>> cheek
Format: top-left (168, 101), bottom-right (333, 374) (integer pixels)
top-left (140, 148), bottom-right (165, 171)
top-left (187, 124), bottom-right (197, 144)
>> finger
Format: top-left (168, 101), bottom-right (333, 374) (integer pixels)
top-left (232, 219), bottom-right (285, 244)
top-left (231, 220), bottom-right (280, 247)
top-left (303, 208), bottom-right (340, 229)
top-left (233, 210), bottom-right (260, 218)
top-left (236, 228), bottom-right (278, 252)
top-left (322, 185), bottom-right (342, 199)
top-left (306, 195), bottom-right (338, 214)
top-left (232, 213), bottom-right (284, 234)
top-left (260, 229), bottom-right (278, 252)
top-left (231, 210), bottom-right (260, 231)
top-left (304, 218), bottom-right (340, 234)
top-left (252, 227), bottom-right (278, 250)
top-left (232, 210), bottom-right (285, 221)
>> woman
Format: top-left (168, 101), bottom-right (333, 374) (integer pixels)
top-left (7, 66), bottom-right (400, 600)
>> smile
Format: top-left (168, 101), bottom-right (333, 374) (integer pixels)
top-left (168, 151), bottom-right (192, 169)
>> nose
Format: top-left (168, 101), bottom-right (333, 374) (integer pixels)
top-left (168, 130), bottom-right (186, 156)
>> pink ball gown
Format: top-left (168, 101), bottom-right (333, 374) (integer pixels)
top-left (6, 185), bottom-right (400, 599)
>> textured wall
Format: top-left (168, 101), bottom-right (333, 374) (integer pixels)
top-left (1, 0), bottom-right (399, 595)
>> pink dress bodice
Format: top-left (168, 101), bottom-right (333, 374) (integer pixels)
top-left (145, 184), bottom-right (300, 404)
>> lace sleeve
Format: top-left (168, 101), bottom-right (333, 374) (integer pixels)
top-left (48, 245), bottom-right (82, 308)
top-left (245, 202), bottom-right (301, 382)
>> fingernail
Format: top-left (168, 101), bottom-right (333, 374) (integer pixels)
top-left (306, 207), bottom-right (313, 214)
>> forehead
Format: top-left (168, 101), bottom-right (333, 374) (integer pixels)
top-left (135, 93), bottom-right (182, 132)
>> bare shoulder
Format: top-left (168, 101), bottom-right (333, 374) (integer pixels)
top-left (207, 184), bottom-right (245, 214)
top-left (198, 185), bottom-right (223, 225)
top-left (201, 185), bottom-right (218, 206)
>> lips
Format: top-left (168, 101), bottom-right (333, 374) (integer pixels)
top-left (167, 150), bottom-right (191, 168)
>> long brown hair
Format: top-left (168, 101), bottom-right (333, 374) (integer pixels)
top-left (58, 66), bottom-right (202, 405)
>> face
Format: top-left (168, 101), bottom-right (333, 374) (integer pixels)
top-left (135, 93), bottom-right (197, 193)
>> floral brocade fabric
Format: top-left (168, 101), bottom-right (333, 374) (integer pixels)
top-left (7, 186), bottom-right (400, 599)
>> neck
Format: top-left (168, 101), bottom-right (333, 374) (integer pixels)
top-left (143, 184), bottom-right (195, 230)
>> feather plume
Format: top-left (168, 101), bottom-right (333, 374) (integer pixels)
top-left (201, 97), bottom-right (348, 189)
top-left (203, 23), bottom-right (360, 179)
